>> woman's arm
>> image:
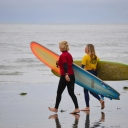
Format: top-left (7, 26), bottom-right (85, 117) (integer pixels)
top-left (63, 62), bottom-right (68, 73)
top-left (63, 62), bottom-right (70, 82)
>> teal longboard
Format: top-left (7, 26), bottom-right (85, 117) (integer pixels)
top-left (30, 41), bottom-right (120, 100)
top-left (72, 64), bottom-right (120, 100)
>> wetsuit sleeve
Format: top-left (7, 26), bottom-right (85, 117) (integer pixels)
top-left (63, 62), bottom-right (68, 74)
top-left (81, 64), bottom-right (85, 69)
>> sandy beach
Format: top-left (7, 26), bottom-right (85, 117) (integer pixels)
top-left (0, 81), bottom-right (128, 128)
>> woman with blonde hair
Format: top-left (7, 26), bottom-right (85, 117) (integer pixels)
top-left (81, 44), bottom-right (105, 111)
top-left (49, 41), bottom-right (80, 114)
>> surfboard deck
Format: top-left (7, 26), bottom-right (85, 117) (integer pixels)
top-left (30, 41), bottom-right (120, 100)
top-left (73, 60), bottom-right (128, 81)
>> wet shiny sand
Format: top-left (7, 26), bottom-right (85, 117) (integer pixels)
top-left (0, 81), bottom-right (128, 128)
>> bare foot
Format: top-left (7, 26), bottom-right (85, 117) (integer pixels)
top-left (81, 107), bottom-right (90, 111)
top-left (48, 107), bottom-right (58, 113)
top-left (71, 113), bottom-right (80, 120)
top-left (100, 100), bottom-right (105, 110)
top-left (70, 108), bottom-right (80, 114)
top-left (49, 114), bottom-right (58, 119)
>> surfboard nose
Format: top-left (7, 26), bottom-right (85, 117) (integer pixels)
top-left (113, 94), bottom-right (120, 100)
top-left (117, 95), bottom-right (120, 100)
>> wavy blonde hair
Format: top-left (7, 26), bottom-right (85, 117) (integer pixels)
top-left (59, 41), bottom-right (69, 51)
top-left (86, 44), bottom-right (97, 63)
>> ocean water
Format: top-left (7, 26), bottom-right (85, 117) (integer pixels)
top-left (0, 24), bottom-right (128, 84)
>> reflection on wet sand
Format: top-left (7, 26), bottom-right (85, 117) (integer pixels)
top-left (84, 111), bottom-right (90, 128)
top-left (48, 112), bottom-right (105, 128)
top-left (83, 111), bottom-right (105, 128)
top-left (49, 114), bottom-right (61, 128)
top-left (49, 114), bottom-right (80, 128)
top-left (71, 114), bottom-right (80, 128)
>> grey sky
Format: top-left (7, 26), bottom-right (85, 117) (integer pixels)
top-left (0, 0), bottom-right (128, 24)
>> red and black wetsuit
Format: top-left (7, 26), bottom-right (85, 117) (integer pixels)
top-left (58, 51), bottom-right (74, 75)
top-left (54, 51), bottom-right (79, 109)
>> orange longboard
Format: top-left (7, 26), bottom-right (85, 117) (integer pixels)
top-left (30, 41), bottom-right (60, 74)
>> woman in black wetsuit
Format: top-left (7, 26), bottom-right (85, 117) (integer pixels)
top-left (48, 41), bottom-right (80, 114)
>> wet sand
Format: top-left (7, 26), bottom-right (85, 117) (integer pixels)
top-left (0, 81), bottom-right (128, 128)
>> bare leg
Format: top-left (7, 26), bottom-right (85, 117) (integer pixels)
top-left (100, 100), bottom-right (105, 110)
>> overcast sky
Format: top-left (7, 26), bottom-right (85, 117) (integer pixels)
top-left (0, 0), bottom-right (128, 24)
